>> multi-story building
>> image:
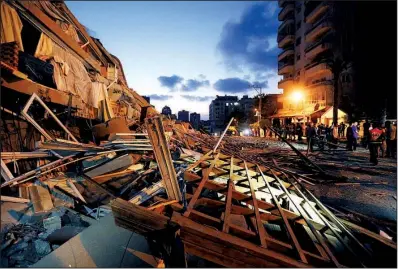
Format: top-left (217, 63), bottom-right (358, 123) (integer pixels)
top-left (177, 110), bottom-right (189, 122)
top-left (209, 95), bottom-right (239, 133)
top-left (238, 95), bottom-right (255, 119)
top-left (161, 105), bottom-right (172, 116)
top-left (276, 1), bottom-right (353, 124)
top-left (189, 112), bottom-right (201, 130)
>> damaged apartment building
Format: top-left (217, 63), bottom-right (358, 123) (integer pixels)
top-left (1, 0), bottom-right (157, 149)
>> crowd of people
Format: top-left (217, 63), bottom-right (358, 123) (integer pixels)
top-left (267, 120), bottom-right (397, 165)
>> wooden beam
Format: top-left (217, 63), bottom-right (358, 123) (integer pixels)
top-left (145, 116), bottom-right (181, 201)
top-left (244, 161), bottom-right (268, 248)
top-left (222, 157), bottom-right (234, 233)
top-left (1, 79), bottom-right (97, 119)
top-left (1, 195), bottom-right (30, 203)
top-left (184, 153), bottom-right (220, 217)
top-left (172, 212), bottom-right (310, 268)
top-left (258, 166), bottom-right (308, 263)
top-left (1, 160), bottom-right (14, 182)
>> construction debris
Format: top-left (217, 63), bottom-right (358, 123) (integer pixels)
top-left (0, 1), bottom-right (396, 268)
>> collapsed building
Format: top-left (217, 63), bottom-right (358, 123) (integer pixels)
top-left (0, 1), bottom-right (396, 268)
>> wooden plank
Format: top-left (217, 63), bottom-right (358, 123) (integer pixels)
top-left (1, 160), bottom-right (14, 181)
top-left (172, 212), bottom-right (310, 268)
top-left (66, 179), bottom-right (86, 203)
top-left (111, 198), bottom-right (169, 234)
top-left (128, 181), bottom-right (164, 205)
top-left (259, 166), bottom-right (308, 263)
top-left (1, 151), bottom-right (51, 159)
top-left (222, 157), bottom-right (234, 233)
top-left (184, 153), bottom-right (220, 217)
top-left (145, 117), bottom-right (181, 201)
top-left (147, 199), bottom-right (178, 211)
top-left (244, 161), bottom-right (268, 248)
top-left (1, 78), bottom-right (96, 120)
top-left (22, 93), bottom-right (78, 142)
top-left (92, 164), bottom-right (144, 184)
top-left (1, 196), bottom-right (30, 203)
top-left (84, 154), bottom-right (135, 178)
top-left (29, 185), bottom-right (54, 213)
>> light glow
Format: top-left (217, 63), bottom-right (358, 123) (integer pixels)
top-left (291, 91), bottom-right (304, 102)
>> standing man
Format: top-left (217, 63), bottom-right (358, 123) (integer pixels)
top-left (306, 122), bottom-right (316, 152)
top-left (351, 122), bottom-right (359, 151)
top-left (369, 122), bottom-right (384, 165)
top-left (346, 122), bottom-right (354, 151)
top-left (341, 122), bottom-right (347, 138)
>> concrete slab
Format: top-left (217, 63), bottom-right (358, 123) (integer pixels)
top-left (33, 214), bottom-right (155, 268)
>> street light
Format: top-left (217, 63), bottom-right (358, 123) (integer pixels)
top-left (291, 91), bottom-right (304, 102)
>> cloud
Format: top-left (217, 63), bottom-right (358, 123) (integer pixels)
top-left (213, 78), bottom-right (268, 94)
top-left (181, 79), bottom-right (210, 92)
top-left (157, 75), bottom-right (183, 90)
top-left (181, 95), bottom-right (214, 102)
top-left (148, 94), bottom-right (173, 101)
top-left (217, 2), bottom-right (279, 73)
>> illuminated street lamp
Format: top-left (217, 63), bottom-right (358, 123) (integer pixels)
top-left (291, 91), bottom-right (304, 102)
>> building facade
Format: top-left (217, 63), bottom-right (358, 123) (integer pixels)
top-left (189, 112), bottom-right (201, 130)
top-left (209, 95), bottom-right (239, 133)
top-left (177, 110), bottom-right (189, 122)
top-left (238, 95), bottom-right (255, 119)
top-left (161, 105), bottom-right (172, 116)
top-left (276, 1), bottom-right (354, 123)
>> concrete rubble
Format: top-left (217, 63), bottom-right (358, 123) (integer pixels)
top-left (0, 1), bottom-right (396, 268)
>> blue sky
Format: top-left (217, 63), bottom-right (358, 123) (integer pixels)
top-left (67, 1), bottom-right (281, 120)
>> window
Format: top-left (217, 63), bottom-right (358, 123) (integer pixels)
top-left (296, 54), bottom-right (301, 61)
top-left (296, 21), bottom-right (301, 30)
top-left (295, 37), bottom-right (301, 46)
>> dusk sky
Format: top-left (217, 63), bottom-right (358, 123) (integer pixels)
top-left (67, 1), bottom-right (282, 120)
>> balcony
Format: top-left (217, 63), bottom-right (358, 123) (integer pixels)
top-left (306, 77), bottom-right (333, 88)
top-left (278, 19), bottom-right (294, 33)
top-left (305, 41), bottom-right (332, 59)
top-left (278, 4), bottom-right (294, 21)
top-left (278, 61), bottom-right (294, 75)
top-left (278, 47), bottom-right (294, 61)
top-left (278, 77), bottom-right (294, 89)
top-left (305, 2), bottom-right (330, 24)
top-left (278, 34), bottom-right (294, 48)
top-left (305, 61), bottom-right (332, 78)
top-left (305, 16), bottom-right (332, 43)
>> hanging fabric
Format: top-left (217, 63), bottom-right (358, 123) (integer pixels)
top-left (1, 1), bottom-right (24, 51)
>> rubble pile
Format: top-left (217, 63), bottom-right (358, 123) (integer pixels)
top-left (0, 0), bottom-right (396, 268)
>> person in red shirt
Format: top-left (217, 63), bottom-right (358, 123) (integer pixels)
top-left (368, 122), bottom-right (384, 165)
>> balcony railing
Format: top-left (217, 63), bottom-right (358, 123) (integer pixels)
top-left (278, 47), bottom-right (294, 61)
top-left (305, 2), bottom-right (329, 24)
top-left (278, 18), bottom-right (294, 32)
top-left (305, 15), bottom-right (332, 43)
top-left (278, 3), bottom-right (294, 21)
top-left (278, 35), bottom-right (295, 48)
top-left (306, 78), bottom-right (333, 88)
top-left (279, 61), bottom-right (294, 70)
top-left (278, 76), bottom-right (294, 89)
top-left (305, 60), bottom-right (332, 77)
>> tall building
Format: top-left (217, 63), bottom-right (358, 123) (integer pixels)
top-left (276, 1), bottom-right (355, 124)
top-left (189, 112), bottom-right (201, 130)
top-left (178, 110), bottom-right (189, 122)
top-left (238, 95), bottom-right (255, 118)
top-left (161, 105), bottom-right (172, 116)
top-left (209, 95), bottom-right (239, 133)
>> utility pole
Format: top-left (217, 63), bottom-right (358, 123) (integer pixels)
top-left (250, 84), bottom-right (263, 124)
